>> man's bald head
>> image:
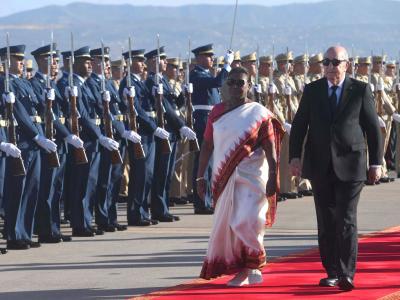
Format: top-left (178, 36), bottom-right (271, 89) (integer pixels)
top-left (323, 46), bottom-right (350, 85)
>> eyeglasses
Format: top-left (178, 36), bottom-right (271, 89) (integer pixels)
top-left (227, 78), bottom-right (246, 87)
top-left (322, 58), bottom-right (347, 67)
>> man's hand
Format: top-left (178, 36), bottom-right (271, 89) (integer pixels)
top-left (290, 158), bottom-right (302, 177)
top-left (367, 166), bottom-right (382, 184)
top-left (266, 176), bottom-right (277, 197)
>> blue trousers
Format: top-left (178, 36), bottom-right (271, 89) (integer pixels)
top-left (65, 148), bottom-right (100, 231)
top-left (4, 148), bottom-right (41, 241)
top-left (35, 152), bottom-right (66, 237)
top-left (127, 136), bottom-right (155, 223)
top-left (151, 137), bottom-right (177, 217)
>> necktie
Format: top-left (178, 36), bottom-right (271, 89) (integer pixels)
top-left (330, 85), bottom-right (338, 116)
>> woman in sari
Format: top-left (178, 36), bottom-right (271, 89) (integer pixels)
top-left (197, 67), bottom-right (284, 286)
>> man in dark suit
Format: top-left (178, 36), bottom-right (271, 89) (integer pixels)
top-left (289, 46), bottom-right (383, 291)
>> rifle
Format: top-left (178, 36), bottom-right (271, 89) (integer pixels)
top-left (100, 41), bottom-right (123, 165)
top-left (125, 37), bottom-right (145, 159)
top-left (4, 32), bottom-right (26, 176)
top-left (375, 51), bottom-right (384, 116)
top-left (68, 32), bottom-right (88, 164)
top-left (185, 39), bottom-right (199, 152)
top-left (267, 43), bottom-right (275, 112)
top-left (351, 45), bottom-right (356, 79)
top-left (285, 47), bottom-right (293, 123)
top-left (155, 34), bottom-right (171, 154)
top-left (254, 44), bottom-right (261, 103)
top-left (396, 51), bottom-right (400, 112)
top-left (45, 32), bottom-right (60, 168)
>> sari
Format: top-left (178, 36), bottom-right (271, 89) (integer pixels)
top-left (200, 101), bottom-right (283, 280)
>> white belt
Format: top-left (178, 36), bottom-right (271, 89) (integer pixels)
top-left (89, 118), bottom-right (101, 126)
top-left (145, 111), bottom-right (156, 118)
top-left (193, 105), bottom-right (214, 111)
top-left (175, 109), bottom-right (181, 116)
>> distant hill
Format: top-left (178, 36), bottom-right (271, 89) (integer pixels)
top-left (0, 0), bottom-right (400, 61)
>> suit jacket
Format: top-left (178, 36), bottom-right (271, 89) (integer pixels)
top-left (289, 76), bottom-right (383, 182)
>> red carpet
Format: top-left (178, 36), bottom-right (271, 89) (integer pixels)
top-left (135, 226), bottom-right (400, 300)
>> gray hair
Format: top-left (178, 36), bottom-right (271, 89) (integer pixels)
top-left (324, 46), bottom-right (349, 61)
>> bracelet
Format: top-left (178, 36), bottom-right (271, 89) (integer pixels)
top-left (196, 177), bottom-right (205, 182)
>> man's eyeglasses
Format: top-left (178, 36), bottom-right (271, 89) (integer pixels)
top-left (227, 79), bottom-right (246, 87)
top-left (322, 58), bottom-right (347, 67)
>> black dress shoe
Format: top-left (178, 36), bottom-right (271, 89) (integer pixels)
top-left (72, 228), bottom-right (95, 237)
top-left (0, 247), bottom-right (7, 254)
top-left (174, 197), bottom-right (189, 205)
top-left (7, 240), bottom-right (30, 250)
top-left (128, 219), bottom-right (151, 226)
top-left (91, 228), bottom-right (104, 235)
top-left (114, 224), bottom-right (128, 231)
top-left (278, 195), bottom-right (287, 202)
top-left (153, 214), bottom-right (174, 222)
top-left (281, 192), bottom-right (297, 199)
top-left (25, 240), bottom-right (41, 248)
top-left (97, 224), bottom-right (116, 232)
top-left (319, 277), bottom-right (338, 287)
top-left (388, 177), bottom-right (395, 182)
top-left (38, 235), bottom-right (62, 243)
top-left (194, 208), bottom-right (214, 215)
top-left (167, 214), bottom-right (180, 221)
top-left (60, 218), bottom-right (70, 225)
top-left (338, 276), bottom-right (354, 291)
top-left (59, 234), bottom-right (72, 242)
top-left (379, 177), bottom-right (391, 183)
top-left (299, 190), bottom-right (313, 196)
top-left (145, 218), bottom-right (159, 225)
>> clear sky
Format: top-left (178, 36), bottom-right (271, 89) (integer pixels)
top-left (0, 0), bottom-right (327, 17)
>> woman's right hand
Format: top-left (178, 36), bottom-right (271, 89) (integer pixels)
top-left (196, 179), bottom-right (206, 200)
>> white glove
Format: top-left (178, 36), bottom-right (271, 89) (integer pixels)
top-left (393, 83), bottom-right (400, 92)
top-left (179, 126), bottom-right (197, 140)
top-left (99, 135), bottom-right (120, 151)
top-left (34, 135), bottom-right (57, 153)
top-left (284, 85), bottom-right (292, 96)
top-left (253, 84), bottom-right (262, 94)
top-left (283, 122), bottom-right (292, 135)
top-left (369, 83), bottom-right (375, 93)
top-left (102, 90), bottom-right (111, 102)
top-left (46, 88), bottom-right (55, 101)
top-left (268, 83), bottom-right (277, 94)
top-left (184, 83), bottom-right (193, 94)
top-left (378, 116), bottom-right (386, 128)
top-left (65, 134), bottom-right (84, 149)
top-left (123, 86), bottom-right (135, 99)
top-left (392, 113), bottom-right (400, 123)
top-left (64, 86), bottom-right (78, 98)
top-left (122, 130), bottom-right (141, 143)
top-left (0, 142), bottom-right (21, 158)
top-left (154, 127), bottom-right (169, 140)
top-left (151, 84), bottom-right (163, 96)
top-left (376, 78), bottom-right (384, 91)
top-left (2, 92), bottom-right (15, 104)
top-left (224, 50), bottom-right (234, 65)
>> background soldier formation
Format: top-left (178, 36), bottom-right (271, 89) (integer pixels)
top-left (1, 35), bottom-right (399, 254)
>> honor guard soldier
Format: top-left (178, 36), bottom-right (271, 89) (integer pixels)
top-left (166, 57), bottom-right (190, 205)
top-left (274, 51), bottom-right (301, 200)
top-left (30, 44), bottom-right (83, 243)
top-left (355, 56), bottom-right (371, 83)
top-left (346, 56), bottom-right (359, 78)
top-left (242, 52), bottom-right (257, 84)
top-left (1, 44), bottom-right (57, 249)
top-left (371, 54), bottom-right (396, 183)
top-left (190, 44), bottom-right (233, 214)
top-left (61, 46), bottom-right (116, 237)
top-left (86, 46), bottom-right (127, 232)
top-left (292, 53), bottom-right (310, 98)
top-left (231, 51), bottom-right (241, 68)
top-left (145, 46), bottom-right (196, 222)
top-left (308, 53), bottom-right (324, 82)
top-left (25, 59), bottom-right (34, 80)
top-left (110, 58), bottom-right (125, 90)
top-left (118, 48), bottom-right (160, 226)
